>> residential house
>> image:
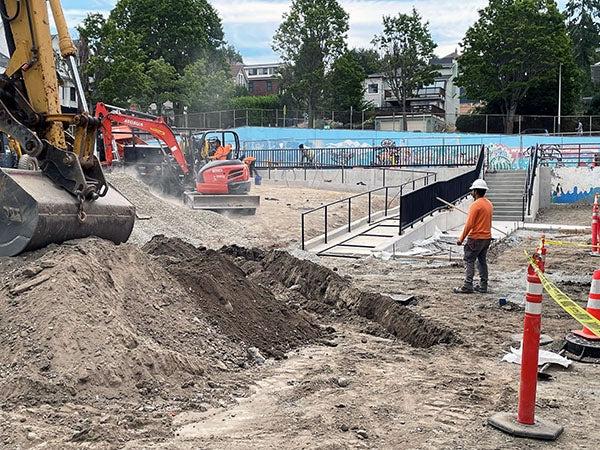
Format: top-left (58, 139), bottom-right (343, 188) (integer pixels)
top-left (230, 63), bottom-right (249, 90)
top-left (244, 63), bottom-right (281, 96)
top-left (363, 51), bottom-right (461, 130)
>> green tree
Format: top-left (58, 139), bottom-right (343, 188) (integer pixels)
top-left (142, 58), bottom-right (180, 114)
top-left (565, 0), bottom-right (600, 93)
top-left (372, 9), bottom-right (438, 131)
top-left (327, 52), bottom-right (367, 111)
top-left (348, 48), bottom-right (382, 75)
top-left (109, 0), bottom-right (224, 73)
top-left (272, 0), bottom-right (349, 120)
top-left (458, 0), bottom-right (580, 133)
top-left (180, 59), bottom-right (235, 112)
top-left (81, 17), bottom-right (151, 106)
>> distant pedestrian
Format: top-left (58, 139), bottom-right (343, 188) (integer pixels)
top-left (576, 121), bottom-right (584, 136)
top-left (454, 179), bottom-right (494, 294)
top-left (299, 144), bottom-right (315, 165)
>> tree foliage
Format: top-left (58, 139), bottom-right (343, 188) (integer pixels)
top-left (272, 0), bottom-right (349, 117)
top-left (565, 0), bottom-right (600, 92)
top-left (109, 0), bottom-right (224, 72)
top-left (179, 59), bottom-right (235, 112)
top-left (372, 9), bottom-right (438, 130)
top-left (348, 48), bottom-right (382, 75)
top-left (327, 52), bottom-right (367, 110)
top-left (458, 0), bottom-right (580, 133)
top-left (77, 0), bottom-right (242, 112)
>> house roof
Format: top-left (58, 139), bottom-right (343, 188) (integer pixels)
top-left (230, 63), bottom-right (245, 77)
top-left (432, 50), bottom-right (459, 66)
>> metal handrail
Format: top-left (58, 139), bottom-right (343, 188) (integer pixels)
top-left (522, 145), bottom-right (539, 220)
top-left (301, 171), bottom-right (437, 250)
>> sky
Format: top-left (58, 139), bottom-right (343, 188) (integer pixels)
top-left (58, 0), bottom-right (570, 64)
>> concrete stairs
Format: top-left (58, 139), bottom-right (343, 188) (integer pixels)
top-left (485, 171), bottom-right (527, 221)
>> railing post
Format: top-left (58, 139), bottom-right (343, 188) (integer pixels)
top-left (398, 186), bottom-right (403, 235)
top-left (301, 214), bottom-right (305, 250)
top-left (324, 206), bottom-right (328, 244)
top-left (385, 187), bottom-right (389, 216)
top-left (348, 198), bottom-right (352, 232)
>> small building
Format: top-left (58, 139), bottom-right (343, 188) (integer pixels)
top-left (363, 51), bottom-right (461, 128)
top-left (244, 63), bottom-right (281, 96)
top-left (230, 63), bottom-right (249, 90)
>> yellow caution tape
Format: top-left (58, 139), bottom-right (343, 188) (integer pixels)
top-left (525, 252), bottom-right (600, 337)
top-left (544, 240), bottom-right (594, 248)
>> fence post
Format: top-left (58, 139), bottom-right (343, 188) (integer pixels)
top-left (276, 109), bottom-right (279, 127)
top-left (553, 116), bottom-right (556, 134)
top-left (332, 110), bottom-right (335, 125)
top-left (393, 111), bottom-right (396, 131)
top-left (203, 112), bottom-right (207, 129)
top-left (219, 111), bottom-right (222, 129)
top-left (485, 115), bottom-right (489, 134)
top-left (518, 115), bottom-right (522, 134)
top-left (590, 116), bottom-right (593, 136)
top-left (350, 106), bottom-right (353, 130)
top-left (362, 110), bottom-right (365, 130)
top-left (233, 109), bottom-right (236, 128)
top-left (246, 109), bottom-right (249, 126)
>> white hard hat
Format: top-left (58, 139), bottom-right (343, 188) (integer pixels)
top-left (469, 179), bottom-right (489, 191)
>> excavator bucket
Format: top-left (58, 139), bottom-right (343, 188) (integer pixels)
top-left (0, 168), bottom-right (136, 257)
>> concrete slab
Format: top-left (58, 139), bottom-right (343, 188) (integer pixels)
top-left (520, 223), bottom-right (591, 233)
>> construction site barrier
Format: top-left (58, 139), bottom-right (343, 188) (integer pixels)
top-left (573, 270), bottom-right (600, 340)
top-left (488, 245), bottom-right (564, 440)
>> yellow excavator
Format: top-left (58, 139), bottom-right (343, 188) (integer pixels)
top-left (0, 0), bottom-right (135, 256)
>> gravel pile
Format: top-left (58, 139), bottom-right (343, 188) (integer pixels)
top-left (106, 171), bottom-right (250, 248)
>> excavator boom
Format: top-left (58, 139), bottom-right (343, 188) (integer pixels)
top-left (0, 0), bottom-right (135, 256)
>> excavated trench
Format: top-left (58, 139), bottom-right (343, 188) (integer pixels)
top-left (221, 244), bottom-right (459, 348)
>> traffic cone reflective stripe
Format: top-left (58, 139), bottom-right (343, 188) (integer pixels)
top-left (573, 270), bottom-right (600, 339)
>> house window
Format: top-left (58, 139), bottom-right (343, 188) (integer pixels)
top-left (266, 81), bottom-right (273, 92)
top-left (368, 84), bottom-right (379, 94)
top-left (70, 87), bottom-right (77, 102)
top-left (248, 68), bottom-right (257, 76)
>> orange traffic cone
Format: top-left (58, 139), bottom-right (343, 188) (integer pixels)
top-left (573, 270), bottom-right (600, 340)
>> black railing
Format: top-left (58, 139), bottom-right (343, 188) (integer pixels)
top-left (398, 147), bottom-right (485, 232)
top-left (246, 143), bottom-right (482, 170)
top-left (522, 145), bottom-right (540, 220)
top-left (301, 171), bottom-right (438, 250)
top-left (300, 145), bottom-right (486, 251)
top-left (534, 143), bottom-right (600, 167)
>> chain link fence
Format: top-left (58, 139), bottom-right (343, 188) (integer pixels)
top-left (172, 108), bottom-right (600, 136)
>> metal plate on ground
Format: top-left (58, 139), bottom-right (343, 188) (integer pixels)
top-left (387, 293), bottom-right (415, 305)
top-left (564, 332), bottom-right (600, 363)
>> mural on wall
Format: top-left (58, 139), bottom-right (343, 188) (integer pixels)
top-left (551, 167), bottom-right (600, 204)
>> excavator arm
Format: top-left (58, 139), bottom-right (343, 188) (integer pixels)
top-left (0, 0), bottom-right (135, 256)
top-left (95, 102), bottom-right (190, 174)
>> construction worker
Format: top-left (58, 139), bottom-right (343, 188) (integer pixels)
top-left (454, 179), bottom-right (494, 294)
top-left (210, 139), bottom-right (232, 161)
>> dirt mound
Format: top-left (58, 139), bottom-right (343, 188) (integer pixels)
top-left (144, 236), bottom-right (322, 359)
top-left (221, 246), bottom-right (459, 348)
top-left (0, 237), bottom-right (315, 409)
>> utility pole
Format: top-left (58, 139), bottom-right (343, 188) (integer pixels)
top-left (558, 63), bottom-right (562, 134)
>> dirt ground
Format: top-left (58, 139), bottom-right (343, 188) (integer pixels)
top-left (1, 174), bottom-right (599, 449)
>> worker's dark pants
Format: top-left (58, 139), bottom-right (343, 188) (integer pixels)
top-left (463, 238), bottom-right (491, 287)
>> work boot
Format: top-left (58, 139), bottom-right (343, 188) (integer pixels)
top-left (474, 283), bottom-right (488, 293)
top-left (453, 285), bottom-right (474, 294)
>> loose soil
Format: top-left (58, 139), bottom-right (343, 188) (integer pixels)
top-left (0, 175), bottom-right (598, 450)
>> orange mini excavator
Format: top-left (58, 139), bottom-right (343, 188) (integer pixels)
top-left (95, 103), bottom-right (260, 214)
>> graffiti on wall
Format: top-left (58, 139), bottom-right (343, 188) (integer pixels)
top-left (551, 167), bottom-right (600, 204)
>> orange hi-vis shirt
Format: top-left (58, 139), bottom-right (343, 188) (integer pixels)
top-left (460, 197), bottom-right (493, 241)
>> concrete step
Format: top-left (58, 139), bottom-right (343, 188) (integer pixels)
top-left (491, 201), bottom-right (523, 207)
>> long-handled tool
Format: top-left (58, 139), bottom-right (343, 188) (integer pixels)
top-left (436, 196), bottom-right (510, 237)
